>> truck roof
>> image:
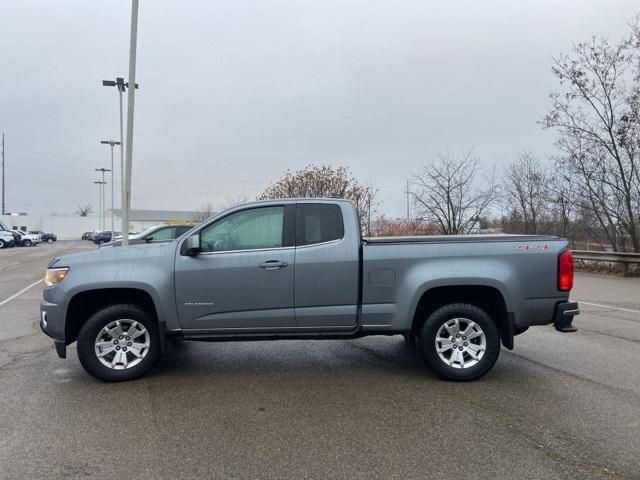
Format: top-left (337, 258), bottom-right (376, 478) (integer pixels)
top-left (239, 198), bottom-right (355, 207)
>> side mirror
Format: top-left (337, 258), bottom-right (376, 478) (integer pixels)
top-left (183, 234), bottom-right (201, 256)
top-left (144, 236), bottom-right (153, 242)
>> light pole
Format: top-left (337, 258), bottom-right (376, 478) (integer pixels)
top-left (1, 133), bottom-right (5, 215)
top-left (94, 168), bottom-right (110, 230)
top-left (93, 180), bottom-right (106, 230)
top-left (122, 0), bottom-right (140, 246)
top-left (100, 1), bottom-right (140, 245)
top-left (102, 80), bottom-right (138, 208)
top-left (100, 140), bottom-right (121, 234)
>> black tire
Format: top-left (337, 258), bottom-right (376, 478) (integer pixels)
top-left (0, 239), bottom-right (6, 249)
top-left (23, 239), bottom-right (31, 247)
top-left (417, 303), bottom-right (501, 381)
top-left (77, 304), bottom-right (161, 382)
top-left (47, 238), bottom-right (54, 244)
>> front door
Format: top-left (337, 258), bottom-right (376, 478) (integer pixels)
top-left (175, 205), bottom-right (296, 331)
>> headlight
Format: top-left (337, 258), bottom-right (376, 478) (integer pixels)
top-left (44, 267), bottom-right (69, 287)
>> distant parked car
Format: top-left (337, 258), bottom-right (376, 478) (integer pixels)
top-left (92, 231), bottom-right (122, 245)
top-left (29, 230), bottom-right (57, 244)
top-left (100, 224), bottom-right (193, 248)
top-left (0, 231), bottom-right (15, 248)
top-left (14, 230), bottom-right (40, 247)
top-left (87, 230), bottom-right (102, 241)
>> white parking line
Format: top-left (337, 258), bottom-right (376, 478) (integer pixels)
top-left (577, 300), bottom-right (640, 315)
top-left (0, 279), bottom-right (43, 307)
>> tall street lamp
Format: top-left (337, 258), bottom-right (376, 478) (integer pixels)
top-left (94, 168), bottom-right (110, 230)
top-left (100, 1), bottom-right (140, 245)
top-left (101, 79), bottom-right (138, 211)
top-left (102, 77), bottom-right (138, 244)
top-left (93, 180), bottom-right (106, 230)
top-left (100, 140), bottom-right (121, 234)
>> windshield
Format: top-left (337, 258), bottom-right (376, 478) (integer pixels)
top-left (131, 226), bottom-right (161, 239)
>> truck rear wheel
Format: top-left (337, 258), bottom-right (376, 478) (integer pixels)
top-left (77, 304), bottom-right (161, 382)
top-left (418, 303), bottom-right (500, 381)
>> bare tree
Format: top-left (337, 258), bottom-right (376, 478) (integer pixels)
top-left (503, 152), bottom-right (550, 234)
top-left (542, 20), bottom-right (640, 251)
top-left (372, 216), bottom-right (439, 236)
top-left (194, 202), bottom-right (214, 222)
top-left (260, 165), bottom-right (377, 233)
top-left (411, 151), bottom-right (499, 234)
top-left (221, 194), bottom-right (249, 210)
top-left (75, 204), bottom-right (94, 217)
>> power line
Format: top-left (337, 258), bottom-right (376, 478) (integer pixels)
top-left (4, 153), bottom-right (261, 193)
top-left (4, 147), bottom-right (260, 188)
top-left (4, 164), bottom-right (251, 197)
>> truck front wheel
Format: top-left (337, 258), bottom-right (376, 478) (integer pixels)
top-left (76, 304), bottom-right (161, 382)
top-left (418, 303), bottom-right (500, 381)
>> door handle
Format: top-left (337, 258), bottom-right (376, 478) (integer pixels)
top-left (259, 260), bottom-right (288, 270)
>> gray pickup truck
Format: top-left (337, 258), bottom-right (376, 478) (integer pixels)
top-left (40, 198), bottom-right (579, 382)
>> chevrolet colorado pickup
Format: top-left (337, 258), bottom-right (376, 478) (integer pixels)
top-left (40, 198), bottom-right (579, 382)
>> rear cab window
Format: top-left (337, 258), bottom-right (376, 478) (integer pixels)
top-left (296, 203), bottom-right (344, 246)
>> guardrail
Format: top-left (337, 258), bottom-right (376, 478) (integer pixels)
top-left (572, 250), bottom-right (640, 277)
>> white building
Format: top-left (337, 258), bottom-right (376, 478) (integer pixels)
top-left (1, 209), bottom-right (202, 240)
top-left (104, 209), bottom-right (201, 233)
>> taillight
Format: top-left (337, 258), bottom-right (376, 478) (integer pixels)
top-left (558, 250), bottom-right (573, 291)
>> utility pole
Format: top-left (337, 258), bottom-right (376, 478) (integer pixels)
top-left (94, 168), bottom-right (110, 230)
top-left (123, 0), bottom-right (140, 246)
top-left (93, 181), bottom-right (106, 230)
top-left (406, 179), bottom-right (410, 220)
top-left (117, 78), bottom-right (125, 214)
top-left (100, 140), bottom-right (121, 234)
top-left (1, 133), bottom-right (4, 215)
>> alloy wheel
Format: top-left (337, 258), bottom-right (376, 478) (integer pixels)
top-left (434, 317), bottom-right (486, 369)
top-left (94, 319), bottom-right (150, 370)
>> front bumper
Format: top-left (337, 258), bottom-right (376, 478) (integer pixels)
top-left (40, 300), bottom-right (67, 358)
top-left (553, 301), bottom-right (580, 332)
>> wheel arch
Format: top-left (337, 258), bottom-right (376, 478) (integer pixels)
top-left (65, 288), bottom-right (159, 345)
top-left (410, 284), bottom-right (513, 349)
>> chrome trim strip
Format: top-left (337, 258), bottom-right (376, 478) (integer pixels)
top-left (295, 237), bottom-right (344, 249)
top-left (197, 246), bottom-right (294, 256)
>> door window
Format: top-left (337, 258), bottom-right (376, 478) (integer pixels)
top-left (150, 226), bottom-right (175, 241)
top-left (200, 206), bottom-right (284, 252)
top-left (174, 226), bottom-right (192, 237)
top-left (296, 204), bottom-right (344, 246)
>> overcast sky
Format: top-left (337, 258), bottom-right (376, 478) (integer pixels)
top-left (1, 0), bottom-right (638, 217)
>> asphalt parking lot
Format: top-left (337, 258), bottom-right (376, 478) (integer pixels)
top-left (0, 242), bottom-right (639, 479)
